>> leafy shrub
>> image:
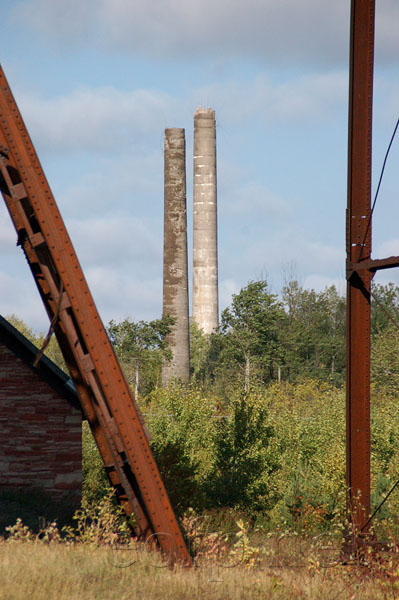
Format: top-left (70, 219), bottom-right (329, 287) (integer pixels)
top-left (82, 421), bottom-right (111, 504)
top-left (78, 378), bottom-right (399, 537)
top-left (141, 382), bottom-right (218, 513)
top-left (4, 491), bottom-right (130, 547)
top-left (5, 518), bottom-right (35, 542)
top-left (264, 381), bottom-right (346, 531)
top-left (63, 491), bottom-right (130, 546)
top-left (371, 326), bottom-right (399, 395)
top-left (205, 390), bottom-right (281, 515)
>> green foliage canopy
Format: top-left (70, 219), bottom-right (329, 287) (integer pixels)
top-left (206, 391), bottom-right (280, 514)
top-left (281, 282), bottom-right (346, 385)
top-left (6, 313), bottom-right (66, 372)
top-left (106, 314), bottom-right (174, 396)
top-left (216, 280), bottom-right (286, 390)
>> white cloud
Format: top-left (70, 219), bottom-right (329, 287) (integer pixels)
top-left (245, 226), bottom-right (343, 274)
top-left (0, 269), bottom-right (49, 332)
top-left (18, 86), bottom-right (173, 155)
top-left (0, 200), bottom-right (164, 330)
top-left (218, 222), bottom-right (345, 299)
top-left (194, 70), bottom-right (348, 127)
top-left (219, 278), bottom-right (240, 312)
top-left (11, 0), bottom-right (399, 66)
top-left (0, 263), bottom-right (164, 332)
top-left (0, 211), bottom-right (18, 250)
top-left (8, 68), bottom-right (349, 169)
top-left (375, 1), bottom-right (399, 63)
top-left (67, 213), bottom-right (160, 269)
top-left (84, 266), bottom-right (162, 324)
top-left (54, 151), bottom-right (163, 219)
top-left (0, 233), bottom-right (163, 332)
top-left (266, 71), bottom-right (347, 120)
top-left (8, 0), bottom-right (346, 65)
top-left (302, 274), bottom-right (345, 295)
top-left (375, 239), bottom-right (399, 259)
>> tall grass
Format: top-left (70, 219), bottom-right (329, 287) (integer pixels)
top-left (0, 537), bottom-right (396, 599)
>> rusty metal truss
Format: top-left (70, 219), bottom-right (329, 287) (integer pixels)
top-left (0, 65), bottom-right (191, 566)
top-left (346, 0), bottom-right (399, 543)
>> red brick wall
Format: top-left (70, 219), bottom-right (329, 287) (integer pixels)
top-left (0, 344), bottom-right (82, 500)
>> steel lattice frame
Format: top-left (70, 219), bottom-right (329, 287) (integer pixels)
top-left (0, 65), bottom-right (191, 566)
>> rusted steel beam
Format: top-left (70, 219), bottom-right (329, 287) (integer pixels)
top-left (346, 0), bottom-right (375, 535)
top-left (348, 256), bottom-right (399, 276)
top-left (0, 113), bottom-right (153, 543)
top-left (0, 65), bottom-right (191, 566)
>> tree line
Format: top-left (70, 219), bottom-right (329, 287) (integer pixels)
top-left (7, 278), bottom-right (399, 397)
top-left (103, 279), bottom-right (399, 398)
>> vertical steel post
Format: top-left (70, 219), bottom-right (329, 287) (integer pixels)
top-left (346, 0), bottom-right (375, 534)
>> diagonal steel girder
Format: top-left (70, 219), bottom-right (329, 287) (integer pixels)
top-left (0, 64), bottom-right (191, 566)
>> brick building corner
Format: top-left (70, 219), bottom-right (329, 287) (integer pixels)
top-left (0, 316), bottom-right (82, 502)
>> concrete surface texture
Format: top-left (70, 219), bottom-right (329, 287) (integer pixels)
top-left (193, 107), bottom-right (219, 334)
top-left (162, 128), bottom-right (190, 383)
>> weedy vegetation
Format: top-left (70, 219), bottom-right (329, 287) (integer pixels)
top-left (4, 280), bottom-right (399, 597)
top-left (3, 381), bottom-right (399, 598)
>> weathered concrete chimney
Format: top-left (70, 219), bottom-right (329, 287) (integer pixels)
top-left (193, 107), bottom-right (219, 334)
top-left (162, 128), bottom-right (190, 384)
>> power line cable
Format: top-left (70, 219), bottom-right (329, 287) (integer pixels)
top-left (359, 117), bottom-right (399, 260)
top-left (361, 478), bottom-right (399, 533)
top-left (369, 287), bottom-right (399, 330)
top-left (371, 117), bottom-right (399, 215)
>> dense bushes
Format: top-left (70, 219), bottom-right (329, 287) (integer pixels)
top-left (204, 392), bottom-right (280, 514)
top-left (8, 280), bottom-right (399, 536)
top-left (82, 421), bottom-right (111, 502)
top-left (82, 380), bottom-right (399, 536)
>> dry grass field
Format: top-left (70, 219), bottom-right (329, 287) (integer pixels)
top-left (0, 536), bottom-right (398, 600)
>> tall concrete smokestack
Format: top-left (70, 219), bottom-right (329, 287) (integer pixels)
top-left (162, 128), bottom-right (190, 384)
top-left (193, 107), bottom-right (219, 334)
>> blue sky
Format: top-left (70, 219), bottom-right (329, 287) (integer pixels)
top-left (0, 0), bottom-right (398, 332)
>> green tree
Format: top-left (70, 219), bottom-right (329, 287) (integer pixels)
top-left (107, 314), bottom-right (174, 397)
top-left (371, 282), bottom-right (399, 337)
top-left (364, 281), bottom-right (399, 395)
top-left (6, 313), bottom-right (66, 371)
top-left (189, 320), bottom-right (224, 390)
top-left (216, 280), bottom-right (286, 391)
top-left (142, 383), bottom-right (218, 514)
top-left (205, 391), bottom-right (280, 514)
top-left (82, 421), bottom-right (111, 503)
top-left (371, 325), bottom-right (399, 394)
top-left (281, 283), bottom-right (345, 384)
top-left (189, 320), bottom-right (210, 383)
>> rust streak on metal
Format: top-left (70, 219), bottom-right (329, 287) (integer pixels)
top-left (0, 65), bottom-right (191, 566)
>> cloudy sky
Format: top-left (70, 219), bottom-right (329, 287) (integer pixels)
top-left (1, 0), bottom-right (399, 332)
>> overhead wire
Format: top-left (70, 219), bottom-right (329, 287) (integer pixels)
top-left (371, 117), bottom-right (399, 216)
top-left (359, 117), bottom-right (399, 261)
